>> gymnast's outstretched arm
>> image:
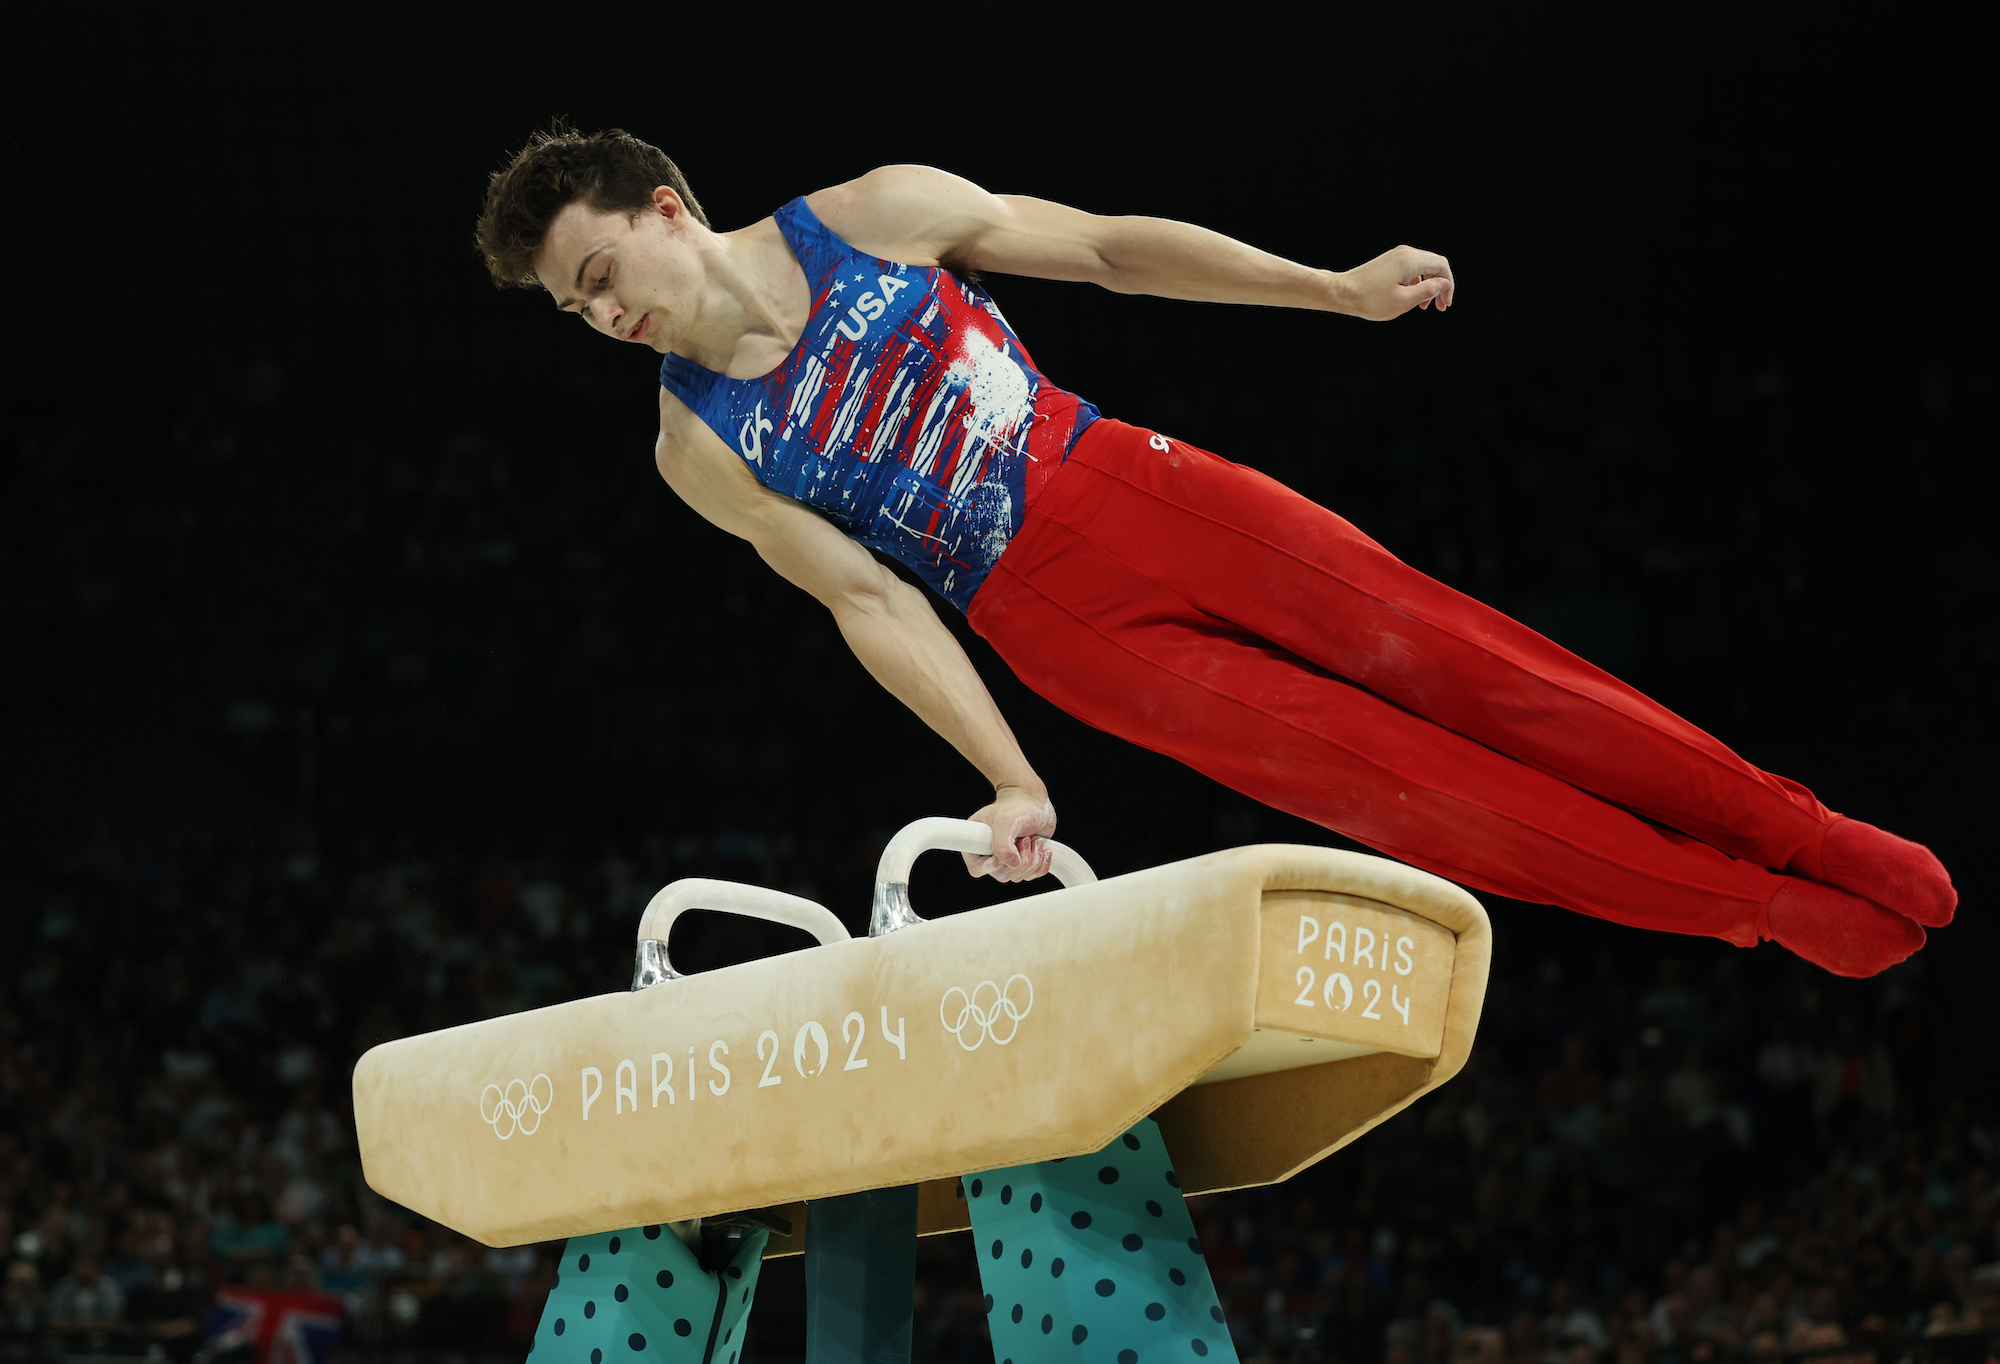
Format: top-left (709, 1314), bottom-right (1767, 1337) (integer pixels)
top-left (808, 165), bottom-right (1454, 320)
top-left (653, 396), bottom-right (1057, 883)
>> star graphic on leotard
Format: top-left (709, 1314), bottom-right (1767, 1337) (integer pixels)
top-left (829, 279), bottom-right (845, 294)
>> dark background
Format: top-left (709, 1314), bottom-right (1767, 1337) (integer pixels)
top-left (1, 5), bottom-right (1993, 1358)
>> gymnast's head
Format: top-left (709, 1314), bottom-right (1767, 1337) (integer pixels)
top-left (476, 124), bottom-right (709, 351)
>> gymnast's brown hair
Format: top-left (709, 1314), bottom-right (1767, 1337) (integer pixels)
top-left (475, 123), bottom-right (708, 288)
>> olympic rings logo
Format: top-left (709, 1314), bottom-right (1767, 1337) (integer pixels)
top-left (940, 975), bottom-right (1034, 1051)
top-left (479, 1074), bottom-right (552, 1140)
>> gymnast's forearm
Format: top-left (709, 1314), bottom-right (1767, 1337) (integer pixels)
top-left (1074, 213), bottom-right (1346, 311)
top-left (1039, 212), bottom-right (1450, 321)
top-left (830, 578), bottom-right (1047, 799)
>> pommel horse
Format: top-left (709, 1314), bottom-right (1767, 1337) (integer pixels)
top-left (353, 821), bottom-right (1491, 1363)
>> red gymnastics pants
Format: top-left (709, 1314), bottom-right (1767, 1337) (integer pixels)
top-left (967, 418), bottom-right (1835, 946)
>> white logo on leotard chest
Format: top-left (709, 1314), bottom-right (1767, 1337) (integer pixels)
top-left (739, 401), bottom-right (774, 465)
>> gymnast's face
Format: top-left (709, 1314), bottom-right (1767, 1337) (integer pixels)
top-left (535, 187), bottom-right (702, 354)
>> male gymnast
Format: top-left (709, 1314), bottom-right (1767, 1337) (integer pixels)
top-left (474, 127), bottom-right (1954, 977)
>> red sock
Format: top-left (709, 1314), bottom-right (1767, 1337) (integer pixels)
top-left (1765, 878), bottom-right (1926, 977)
top-left (1791, 817), bottom-right (1957, 927)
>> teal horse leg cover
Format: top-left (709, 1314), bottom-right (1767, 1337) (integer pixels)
top-left (965, 1119), bottom-right (1237, 1364)
top-left (532, 1223), bottom-right (768, 1363)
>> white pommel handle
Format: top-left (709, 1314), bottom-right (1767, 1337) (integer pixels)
top-left (873, 817), bottom-right (1097, 889)
top-left (635, 879), bottom-right (851, 949)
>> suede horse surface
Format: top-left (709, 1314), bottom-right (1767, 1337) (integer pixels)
top-left (352, 845), bottom-right (1491, 1248)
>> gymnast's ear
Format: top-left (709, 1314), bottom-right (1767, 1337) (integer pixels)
top-left (647, 186), bottom-right (695, 226)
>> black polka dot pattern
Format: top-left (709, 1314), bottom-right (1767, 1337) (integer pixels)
top-left (960, 1118), bottom-right (1233, 1364)
top-left (532, 1223), bottom-right (769, 1359)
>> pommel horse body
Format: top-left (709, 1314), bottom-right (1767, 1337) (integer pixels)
top-left (353, 822), bottom-right (1491, 1361)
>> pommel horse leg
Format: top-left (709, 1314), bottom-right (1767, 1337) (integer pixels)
top-left (804, 1186), bottom-right (921, 1364)
top-left (967, 1120), bottom-right (1236, 1364)
top-left (531, 1223), bottom-right (769, 1362)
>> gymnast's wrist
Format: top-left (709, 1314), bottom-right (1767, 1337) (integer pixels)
top-left (993, 777), bottom-right (1050, 806)
top-left (1318, 267), bottom-right (1359, 315)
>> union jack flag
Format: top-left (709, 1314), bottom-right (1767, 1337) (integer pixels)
top-left (201, 1288), bottom-right (344, 1364)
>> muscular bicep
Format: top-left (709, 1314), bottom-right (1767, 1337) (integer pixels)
top-left (653, 421), bottom-right (894, 612)
top-left (808, 165), bottom-right (1118, 284)
top-left (746, 497), bottom-right (899, 612)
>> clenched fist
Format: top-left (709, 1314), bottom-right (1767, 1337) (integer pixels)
top-left (964, 785), bottom-right (1058, 883)
top-left (1335, 244), bottom-right (1455, 321)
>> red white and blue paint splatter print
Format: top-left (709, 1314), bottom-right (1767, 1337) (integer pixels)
top-left (659, 198), bottom-right (1098, 612)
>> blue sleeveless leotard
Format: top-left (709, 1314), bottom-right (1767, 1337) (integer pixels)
top-left (659, 198), bottom-right (1098, 612)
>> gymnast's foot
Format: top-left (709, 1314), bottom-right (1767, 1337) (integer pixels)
top-left (1766, 878), bottom-right (1926, 978)
top-left (1791, 817), bottom-right (1957, 927)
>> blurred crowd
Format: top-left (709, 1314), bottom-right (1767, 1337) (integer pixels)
top-left (2, 820), bottom-right (1996, 1362)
